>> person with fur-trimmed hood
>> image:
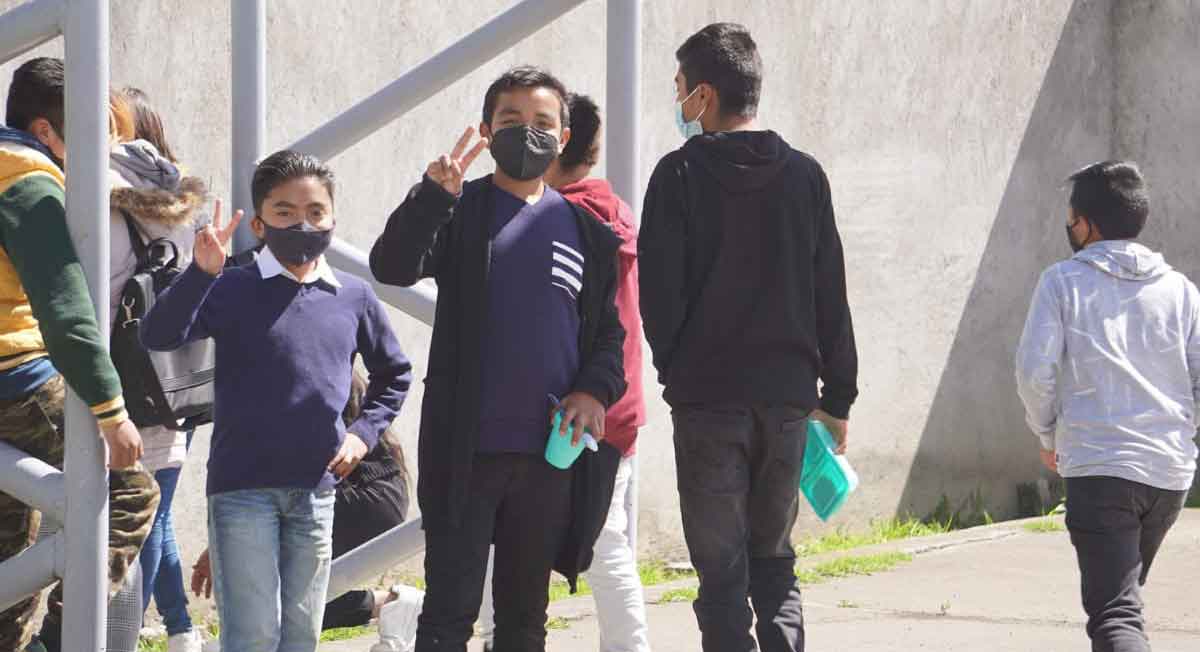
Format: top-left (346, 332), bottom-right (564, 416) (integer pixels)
top-left (107, 89), bottom-right (209, 652)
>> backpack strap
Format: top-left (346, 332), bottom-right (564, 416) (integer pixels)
top-left (120, 209), bottom-right (149, 264)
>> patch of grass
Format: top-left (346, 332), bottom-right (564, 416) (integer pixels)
top-left (1186, 489), bottom-right (1200, 509)
top-left (546, 617), bottom-right (570, 630)
top-left (924, 489), bottom-right (994, 529)
top-left (549, 576), bottom-right (592, 602)
top-left (795, 517), bottom-right (954, 558)
top-left (138, 637), bottom-right (167, 652)
top-left (1024, 516), bottom-right (1066, 533)
top-left (658, 587), bottom-right (699, 603)
top-left (796, 551), bottom-right (913, 584)
top-left (321, 625), bottom-right (374, 642)
top-left (637, 560), bottom-right (696, 585)
top-left (546, 561), bottom-right (696, 603)
top-left (837, 599), bottom-right (860, 609)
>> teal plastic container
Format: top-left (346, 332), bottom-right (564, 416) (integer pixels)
top-left (544, 412), bottom-right (598, 470)
top-left (800, 419), bottom-right (859, 521)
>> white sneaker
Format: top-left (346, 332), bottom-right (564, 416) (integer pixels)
top-left (371, 585), bottom-right (424, 652)
top-left (167, 630), bottom-right (204, 652)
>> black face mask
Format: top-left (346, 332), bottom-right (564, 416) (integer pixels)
top-left (260, 220), bottom-right (334, 266)
top-left (489, 124), bottom-right (558, 181)
top-left (1066, 220), bottom-right (1090, 253)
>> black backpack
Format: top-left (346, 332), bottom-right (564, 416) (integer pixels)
top-left (110, 211), bottom-right (215, 430)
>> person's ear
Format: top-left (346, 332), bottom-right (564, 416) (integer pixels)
top-left (29, 118), bottom-right (52, 145)
top-left (29, 118), bottom-right (63, 154)
top-left (250, 214), bottom-right (265, 240)
top-left (558, 126), bottom-right (571, 152)
top-left (479, 122), bottom-right (493, 142)
top-left (699, 82), bottom-right (717, 112)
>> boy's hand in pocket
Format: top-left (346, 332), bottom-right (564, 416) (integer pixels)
top-left (329, 433), bottom-right (368, 479)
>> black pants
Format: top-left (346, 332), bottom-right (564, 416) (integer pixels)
top-left (1065, 476), bottom-right (1187, 652)
top-left (416, 453), bottom-right (572, 652)
top-left (673, 404), bottom-right (808, 652)
top-left (322, 474), bottom-right (410, 630)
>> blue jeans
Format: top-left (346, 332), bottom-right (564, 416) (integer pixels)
top-left (209, 488), bottom-right (336, 652)
top-left (139, 465), bottom-right (193, 635)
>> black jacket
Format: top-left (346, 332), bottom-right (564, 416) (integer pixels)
top-left (639, 131), bottom-right (858, 418)
top-left (370, 175), bottom-right (626, 589)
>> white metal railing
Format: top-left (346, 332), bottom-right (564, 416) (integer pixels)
top-left (229, 0), bottom-right (644, 600)
top-left (0, 1), bottom-right (112, 649)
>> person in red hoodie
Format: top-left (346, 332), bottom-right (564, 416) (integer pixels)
top-left (479, 92), bottom-right (650, 652)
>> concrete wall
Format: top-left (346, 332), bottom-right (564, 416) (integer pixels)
top-left (1, 0), bottom-right (1197, 610)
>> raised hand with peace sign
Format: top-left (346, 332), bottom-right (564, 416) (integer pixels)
top-left (195, 198), bottom-right (244, 276)
top-left (426, 126), bottom-right (490, 196)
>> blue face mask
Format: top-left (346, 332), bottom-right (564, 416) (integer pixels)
top-left (674, 86), bottom-right (706, 140)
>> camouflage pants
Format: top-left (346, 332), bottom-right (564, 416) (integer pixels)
top-left (0, 374), bottom-right (160, 651)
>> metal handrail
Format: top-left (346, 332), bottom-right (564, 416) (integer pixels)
top-left (0, 1), bottom-right (112, 648)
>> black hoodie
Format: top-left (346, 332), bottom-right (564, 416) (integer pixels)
top-left (638, 130), bottom-right (858, 418)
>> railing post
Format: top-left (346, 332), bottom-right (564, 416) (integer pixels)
top-left (231, 0), bottom-right (266, 252)
top-left (606, 0), bottom-right (641, 211)
top-left (607, 0), bottom-right (641, 556)
top-left (61, 0), bottom-right (111, 649)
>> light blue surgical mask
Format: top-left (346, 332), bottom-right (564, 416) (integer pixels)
top-left (674, 86), bottom-right (706, 140)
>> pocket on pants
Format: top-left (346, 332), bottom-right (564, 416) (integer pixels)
top-left (0, 375), bottom-right (65, 465)
top-left (1064, 476), bottom-right (1138, 534)
top-left (672, 406), bottom-right (752, 495)
top-left (775, 415), bottom-right (808, 471)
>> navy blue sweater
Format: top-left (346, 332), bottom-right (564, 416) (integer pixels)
top-left (477, 186), bottom-right (583, 453)
top-left (140, 262), bottom-right (412, 496)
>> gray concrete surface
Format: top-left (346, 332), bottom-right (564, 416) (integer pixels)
top-left (0, 0), bottom-right (1198, 615)
top-left (322, 510), bottom-right (1200, 651)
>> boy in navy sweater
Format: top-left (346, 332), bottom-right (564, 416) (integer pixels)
top-left (141, 150), bottom-right (412, 652)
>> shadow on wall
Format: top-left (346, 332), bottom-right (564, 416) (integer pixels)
top-left (897, 0), bottom-right (1116, 523)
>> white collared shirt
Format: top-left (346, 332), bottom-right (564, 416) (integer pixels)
top-left (257, 246), bottom-right (342, 288)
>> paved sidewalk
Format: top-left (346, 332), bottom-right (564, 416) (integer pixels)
top-left (325, 509), bottom-right (1200, 651)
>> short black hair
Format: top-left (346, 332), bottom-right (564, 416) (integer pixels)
top-left (6, 57), bottom-right (65, 134)
top-left (676, 23), bottom-right (762, 118)
top-left (251, 150), bottom-right (336, 215)
top-left (482, 66), bottom-right (569, 129)
top-left (558, 93), bottom-right (600, 170)
top-left (1067, 160), bottom-right (1149, 240)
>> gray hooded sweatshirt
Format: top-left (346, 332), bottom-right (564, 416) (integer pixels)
top-left (1016, 240), bottom-right (1200, 491)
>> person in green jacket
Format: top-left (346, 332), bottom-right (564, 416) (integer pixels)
top-left (0, 57), bottom-right (159, 652)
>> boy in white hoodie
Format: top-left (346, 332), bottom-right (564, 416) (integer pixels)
top-left (1016, 160), bottom-right (1200, 652)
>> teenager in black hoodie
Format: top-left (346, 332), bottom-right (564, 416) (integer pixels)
top-left (639, 24), bottom-right (859, 652)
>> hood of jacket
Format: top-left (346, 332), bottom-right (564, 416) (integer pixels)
top-left (1072, 239), bottom-right (1172, 281)
top-left (110, 141), bottom-right (206, 229)
top-left (111, 139), bottom-right (180, 190)
top-left (681, 129), bottom-right (791, 193)
top-left (557, 177), bottom-right (636, 255)
top-left (0, 131), bottom-right (63, 191)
